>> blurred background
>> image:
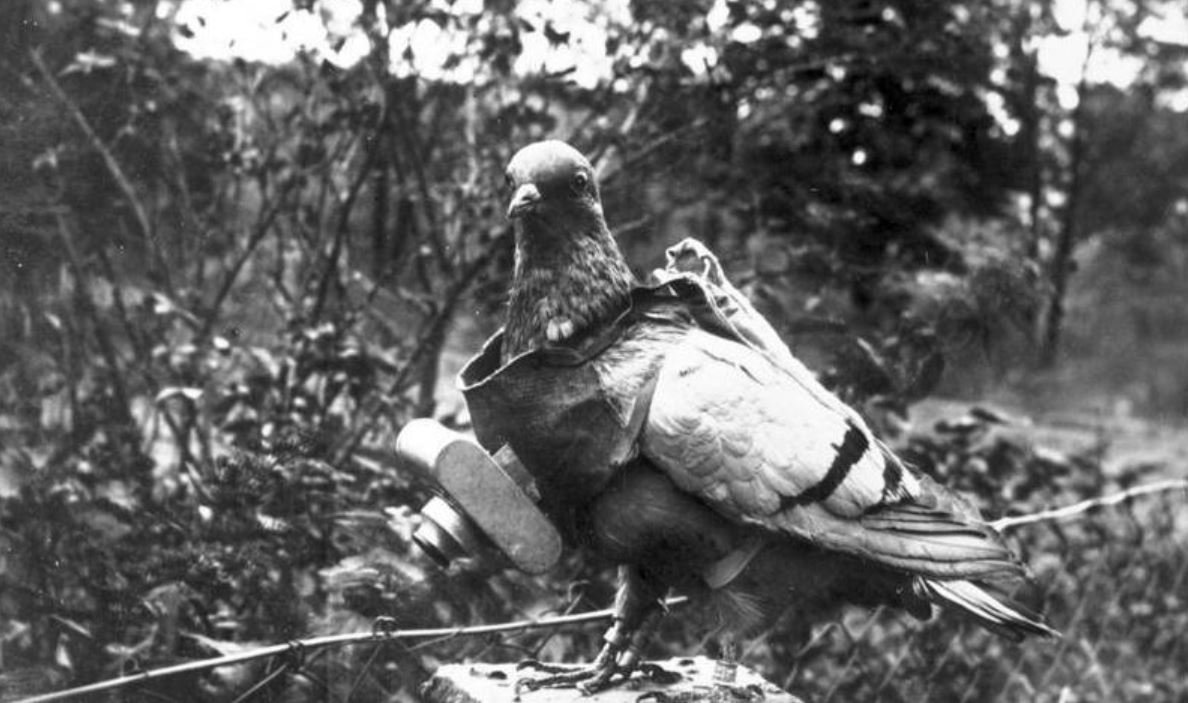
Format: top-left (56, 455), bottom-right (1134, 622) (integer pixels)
top-left (1, 1), bottom-right (1186, 701)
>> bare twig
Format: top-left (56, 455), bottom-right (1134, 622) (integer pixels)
top-left (199, 177), bottom-right (299, 341)
top-left (328, 226), bottom-right (511, 466)
top-left (391, 97), bottom-right (452, 277)
top-left (310, 112), bottom-right (383, 321)
top-left (597, 117), bottom-right (709, 186)
top-left (93, 243), bottom-right (150, 370)
top-left (52, 212), bottom-right (134, 427)
top-left (161, 116), bottom-right (203, 269)
top-left (393, 229), bottom-right (510, 393)
top-left (29, 49), bottom-right (170, 294)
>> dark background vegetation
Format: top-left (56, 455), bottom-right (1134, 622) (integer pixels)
top-left (1, 0), bottom-right (1186, 700)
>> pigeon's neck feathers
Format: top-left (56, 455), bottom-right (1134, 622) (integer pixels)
top-left (504, 212), bottom-right (635, 360)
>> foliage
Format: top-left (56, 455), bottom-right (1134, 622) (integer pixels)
top-left (779, 412), bottom-right (1188, 703)
top-left (1, 0), bottom-right (1187, 701)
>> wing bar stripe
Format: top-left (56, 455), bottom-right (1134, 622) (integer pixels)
top-left (878, 440), bottom-right (906, 502)
top-left (779, 420), bottom-right (869, 509)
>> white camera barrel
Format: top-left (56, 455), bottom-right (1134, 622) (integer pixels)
top-left (396, 418), bottom-right (562, 574)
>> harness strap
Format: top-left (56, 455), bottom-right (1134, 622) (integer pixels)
top-left (701, 535), bottom-right (766, 590)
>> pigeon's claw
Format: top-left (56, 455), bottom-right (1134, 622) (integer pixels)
top-left (515, 641), bottom-right (628, 695)
top-left (516, 615), bottom-right (676, 695)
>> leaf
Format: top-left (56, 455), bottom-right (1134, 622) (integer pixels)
top-left (39, 387), bottom-right (73, 433)
top-left (320, 555), bottom-right (382, 591)
top-left (248, 347), bottom-right (283, 380)
top-left (0, 448), bottom-right (31, 498)
top-left (76, 508), bottom-right (133, 542)
top-left (902, 350), bottom-right (945, 402)
top-left (255, 512), bottom-right (292, 533)
top-left (61, 50), bottom-right (117, 75)
top-left (184, 633), bottom-right (266, 658)
top-left (96, 480), bottom-right (139, 512)
top-left (49, 615), bottom-right (93, 640)
top-left (969, 406), bottom-right (1015, 425)
top-left (147, 293), bottom-right (200, 325)
top-left (155, 387), bottom-right (204, 404)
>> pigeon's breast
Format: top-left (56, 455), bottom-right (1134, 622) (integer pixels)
top-left (458, 284), bottom-right (729, 535)
top-left (458, 318), bottom-right (687, 523)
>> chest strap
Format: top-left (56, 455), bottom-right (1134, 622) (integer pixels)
top-left (701, 535), bottom-right (766, 590)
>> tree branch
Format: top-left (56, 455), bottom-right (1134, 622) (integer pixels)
top-left (198, 178), bottom-right (299, 341)
top-left (311, 119), bottom-right (383, 321)
top-left (30, 49), bottom-right (170, 293)
top-left (329, 228), bottom-right (511, 466)
top-left (53, 211), bottom-right (134, 428)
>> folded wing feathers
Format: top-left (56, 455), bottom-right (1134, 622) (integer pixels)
top-left (763, 415), bottom-right (1028, 579)
top-left (637, 257), bottom-right (1056, 637)
top-left (916, 578), bottom-right (1059, 640)
top-left (860, 507), bottom-right (992, 537)
top-left (807, 518), bottom-right (1024, 580)
top-left (647, 326), bottom-right (1030, 582)
top-left (813, 470), bottom-right (1027, 579)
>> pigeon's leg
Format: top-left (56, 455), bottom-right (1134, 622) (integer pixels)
top-left (518, 565), bottom-right (670, 694)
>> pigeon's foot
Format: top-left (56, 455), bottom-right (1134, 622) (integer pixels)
top-left (515, 653), bottom-right (620, 695)
top-left (517, 611), bottom-right (671, 696)
top-left (516, 653), bottom-right (681, 696)
top-left (515, 642), bottom-right (623, 696)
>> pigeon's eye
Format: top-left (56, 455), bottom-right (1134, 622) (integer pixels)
top-left (572, 171), bottom-right (589, 191)
top-left (504, 173), bottom-right (514, 191)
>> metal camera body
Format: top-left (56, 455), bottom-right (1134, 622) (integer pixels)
top-left (396, 419), bottom-right (562, 575)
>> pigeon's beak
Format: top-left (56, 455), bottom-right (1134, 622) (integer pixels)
top-left (507, 183), bottom-right (541, 219)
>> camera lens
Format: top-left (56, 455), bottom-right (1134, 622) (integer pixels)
top-left (413, 496), bottom-right (484, 567)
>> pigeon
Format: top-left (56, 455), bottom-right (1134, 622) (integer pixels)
top-left (494, 140), bottom-right (1056, 695)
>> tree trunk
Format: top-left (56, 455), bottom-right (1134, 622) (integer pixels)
top-left (1022, 47), bottom-right (1044, 261)
top-left (1039, 80), bottom-right (1089, 367)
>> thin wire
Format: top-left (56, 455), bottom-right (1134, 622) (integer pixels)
top-left (229, 661), bottom-right (289, 703)
top-left (13, 597), bottom-right (689, 703)
top-left (19, 480), bottom-right (1186, 703)
top-left (344, 639), bottom-right (386, 702)
top-left (991, 479), bottom-right (1188, 531)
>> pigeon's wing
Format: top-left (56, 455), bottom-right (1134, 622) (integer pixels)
top-left (641, 328), bottom-right (1024, 580)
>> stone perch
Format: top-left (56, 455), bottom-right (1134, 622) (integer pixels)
top-left (420, 656), bottom-right (804, 703)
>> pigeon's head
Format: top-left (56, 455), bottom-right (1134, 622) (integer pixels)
top-left (504, 140), bottom-right (602, 226)
top-left (499, 140), bottom-right (634, 358)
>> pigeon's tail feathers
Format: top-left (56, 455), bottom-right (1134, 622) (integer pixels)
top-left (915, 577), bottom-right (1059, 641)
